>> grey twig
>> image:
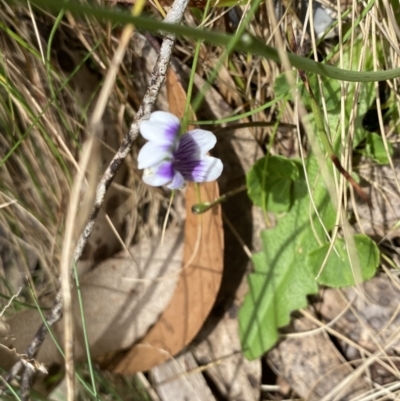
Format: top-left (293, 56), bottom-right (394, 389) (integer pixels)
top-left (2, 0), bottom-right (189, 397)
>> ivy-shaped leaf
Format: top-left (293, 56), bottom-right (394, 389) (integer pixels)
top-left (239, 157), bottom-right (380, 359)
top-left (241, 35), bottom-right (384, 361)
top-left (239, 158), bottom-right (336, 359)
top-left (246, 155), bottom-right (299, 213)
top-left (308, 234), bottom-right (380, 287)
top-left (358, 133), bottom-right (394, 165)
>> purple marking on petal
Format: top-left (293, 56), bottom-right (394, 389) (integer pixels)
top-left (174, 153), bottom-right (223, 183)
top-left (176, 129), bottom-right (216, 160)
top-left (186, 129), bottom-right (217, 151)
top-left (140, 112), bottom-right (181, 145)
top-left (172, 132), bottom-right (222, 183)
top-left (142, 160), bottom-right (174, 187)
top-left (173, 134), bottom-right (203, 169)
top-left (137, 141), bottom-right (173, 169)
top-left (174, 159), bottom-right (201, 180)
top-left (156, 161), bottom-right (175, 181)
top-left (190, 156), bottom-right (223, 182)
top-left (174, 133), bottom-right (198, 159)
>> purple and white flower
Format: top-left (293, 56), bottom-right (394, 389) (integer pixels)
top-left (138, 111), bottom-right (223, 189)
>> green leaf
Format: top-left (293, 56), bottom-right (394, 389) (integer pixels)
top-left (273, 72), bottom-right (311, 107)
top-left (359, 133), bottom-right (394, 165)
top-left (308, 234), bottom-right (380, 287)
top-left (240, 156), bottom-right (381, 359)
top-left (246, 155), bottom-right (299, 213)
top-left (274, 38), bottom-right (377, 155)
top-left (239, 158), bottom-right (336, 359)
top-left (308, 74), bottom-right (341, 112)
top-left (273, 73), bottom-right (291, 99)
top-left (312, 38), bottom-right (376, 151)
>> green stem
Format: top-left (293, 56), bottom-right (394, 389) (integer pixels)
top-left (192, 184), bottom-right (247, 214)
top-left (24, 0), bottom-right (400, 83)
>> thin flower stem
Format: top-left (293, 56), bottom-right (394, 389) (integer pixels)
top-left (192, 184), bottom-right (247, 214)
top-left (161, 191), bottom-right (175, 245)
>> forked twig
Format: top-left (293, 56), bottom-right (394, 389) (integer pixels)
top-left (1, 0), bottom-right (189, 397)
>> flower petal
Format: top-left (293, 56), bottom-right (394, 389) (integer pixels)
top-left (175, 129), bottom-right (216, 161)
top-left (137, 141), bottom-right (173, 169)
top-left (176, 155), bottom-right (223, 183)
top-left (142, 160), bottom-right (174, 187)
top-left (167, 171), bottom-right (185, 190)
top-left (139, 111), bottom-right (181, 145)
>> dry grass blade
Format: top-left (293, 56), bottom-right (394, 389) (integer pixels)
top-left (60, 2), bottom-right (147, 397)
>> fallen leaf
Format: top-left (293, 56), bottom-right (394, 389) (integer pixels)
top-left (106, 68), bottom-right (224, 373)
top-left (0, 227), bottom-right (183, 370)
top-left (0, 344), bottom-right (21, 369)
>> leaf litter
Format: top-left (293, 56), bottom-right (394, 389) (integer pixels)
top-left (0, 1), bottom-right (400, 400)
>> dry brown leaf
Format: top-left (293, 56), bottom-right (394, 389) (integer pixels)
top-left (75, 227), bottom-right (184, 360)
top-left (108, 178), bottom-right (223, 374)
top-left (167, 56), bottom-right (264, 400)
top-left (107, 68), bottom-right (224, 373)
top-left (268, 266), bottom-right (400, 399)
top-left (0, 342), bottom-right (49, 375)
top-left (0, 227), bottom-right (183, 370)
top-left (166, 68), bottom-right (193, 120)
top-left (209, 58), bottom-right (243, 107)
top-left (0, 343), bottom-right (21, 369)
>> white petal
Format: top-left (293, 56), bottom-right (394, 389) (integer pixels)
top-left (150, 111), bottom-right (180, 125)
top-left (167, 172), bottom-right (186, 190)
top-left (176, 129), bottom-right (216, 160)
top-left (190, 156), bottom-right (223, 182)
top-left (140, 111), bottom-right (181, 144)
top-left (142, 160), bottom-right (174, 187)
top-left (137, 142), bottom-right (172, 169)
